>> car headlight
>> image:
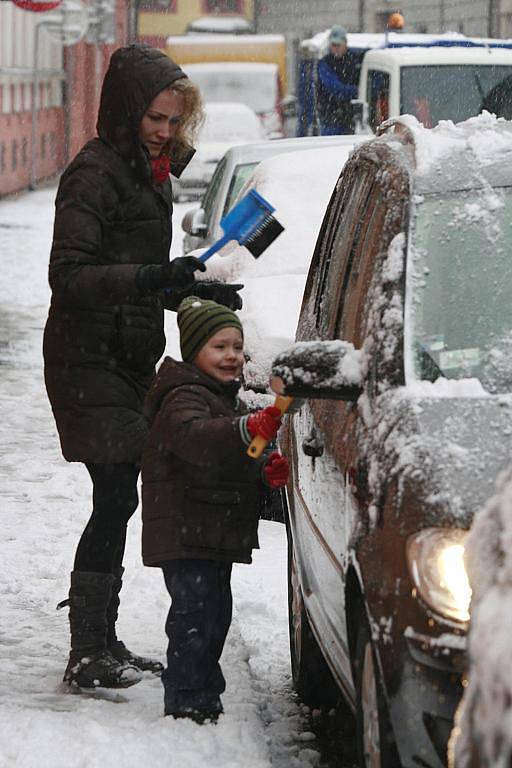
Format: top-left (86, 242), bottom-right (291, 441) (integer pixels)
top-left (406, 527), bottom-right (471, 623)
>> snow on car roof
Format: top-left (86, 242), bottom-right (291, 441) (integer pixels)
top-left (365, 45), bottom-right (512, 65)
top-left (384, 113), bottom-right (512, 188)
top-left (300, 29), bottom-right (512, 55)
top-left (222, 134), bottom-right (367, 164)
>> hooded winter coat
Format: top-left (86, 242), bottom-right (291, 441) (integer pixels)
top-left (141, 357), bottom-right (262, 566)
top-left (43, 45), bottom-right (193, 464)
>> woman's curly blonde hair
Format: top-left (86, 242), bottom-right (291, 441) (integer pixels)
top-left (165, 77), bottom-right (204, 164)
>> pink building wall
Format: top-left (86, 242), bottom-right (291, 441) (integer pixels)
top-left (0, 0), bottom-right (130, 197)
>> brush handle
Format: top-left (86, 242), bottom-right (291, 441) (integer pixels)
top-left (246, 395), bottom-right (294, 459)
top-left (198, 233), bottom-right (232, 263)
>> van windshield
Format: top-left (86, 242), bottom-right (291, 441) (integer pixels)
top-left (401, 65), bottom-right (512, 127)
top-left (408, 188), bottom-right (512, 393)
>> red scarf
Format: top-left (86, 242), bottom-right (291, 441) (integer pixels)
top-left (151, 155), bottom-right (170, 185)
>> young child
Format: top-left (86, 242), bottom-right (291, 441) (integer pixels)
top-left (141, 296), bottom-right (289, 723)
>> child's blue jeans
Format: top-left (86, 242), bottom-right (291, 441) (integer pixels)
top-left (161, 559), bottom-right (233, 717)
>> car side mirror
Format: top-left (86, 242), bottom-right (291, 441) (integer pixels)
top-left (280, 94), bottom-right (297, 118)
top-left (181, 207), bottom-right (207, 237)
top-left (270, 340), bottom-right (364, 401)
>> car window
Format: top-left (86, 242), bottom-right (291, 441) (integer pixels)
top-left (408, 188), bottom-right (512, 393)
top-left (401, 65), bottom-right (512, 126)
top-left (201, 157), bottom-right (227, 230)
top-left (368, 69), bottom-right (390, 131)
top-left (315, 167), bottom-right (376, 338)
top-left (223, 162), bottom-right (259, 216)
top-left (335, 189), bottom-right (387, 345)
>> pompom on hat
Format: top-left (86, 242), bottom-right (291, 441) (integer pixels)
top-left (177, 296), bottom-right (243, 362)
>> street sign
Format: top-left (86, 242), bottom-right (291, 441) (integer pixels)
top-left (12, 0), bottom-right (63, 10)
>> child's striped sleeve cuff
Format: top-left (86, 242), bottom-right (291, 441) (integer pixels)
top-left (239, 415), bottom-right (252, 445)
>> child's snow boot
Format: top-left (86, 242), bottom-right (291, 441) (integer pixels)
top-left (106, 567), bottom-right (164, 675)
top-left (63, 570), bottom-right (142, 689)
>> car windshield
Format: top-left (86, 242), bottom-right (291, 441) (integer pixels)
top-left (401, 65), bottom-right (512, 126)
top-left (223, 162), bottom-right (258, 216)
top-left (407, 188), bottom-right (512, 393)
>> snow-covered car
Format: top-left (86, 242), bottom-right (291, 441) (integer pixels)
top-left (269, 113), bottom-right (512, 768)
top-left (181, 135), bottom-right (367, 256)
top-left (171, 101), bottom-right (264, 201)
top-left (200, 137), bottom-right (368, 390)
top-left (182, 61), bottom-right (284, 137)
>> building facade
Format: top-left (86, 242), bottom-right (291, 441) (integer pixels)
top-left (0, 0), bottom-right (131, 197)
top-left (255, 0), bottom-right (508, 38)
top-left (254, 0), bottom-right (512, 99)
top-left (137, 0), bottom-right (255, 47)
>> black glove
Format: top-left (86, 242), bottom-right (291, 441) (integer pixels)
top-left (163, 280), bottom-right (244, 311)
top-left (136, 256), bottom-right (206, 295)
top-left (192, 280), bottom-right (244, 310)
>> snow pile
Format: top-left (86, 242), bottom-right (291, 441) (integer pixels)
top-left (450, 469), bottom-right (512, 768)
top-left (397, 111), bottom-right (512, 176)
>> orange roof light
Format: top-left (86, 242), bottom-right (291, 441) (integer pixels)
top-left (388, 12), bottom-right (405, 30)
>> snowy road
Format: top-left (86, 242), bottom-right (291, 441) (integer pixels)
top-left (0, 188), bottom-right (353, 768)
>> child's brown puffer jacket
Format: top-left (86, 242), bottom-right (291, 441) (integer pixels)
top-left (141, 356), bottom-right (263, 566)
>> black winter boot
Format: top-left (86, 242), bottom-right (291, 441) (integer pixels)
top-left (106, 567), bottom-right (164, 676)
top-left (63, 571), bottom-right (142, 689)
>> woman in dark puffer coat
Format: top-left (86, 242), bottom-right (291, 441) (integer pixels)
top-left (43, 44), bottom-right (243, 690)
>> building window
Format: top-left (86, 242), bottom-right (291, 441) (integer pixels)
top-left (138, 0), bottom-right (176, 10)
top-left (0, 143), bottom-right (5, 172)
top-left (49, 132), bottom-right (56, 160)
top-left (22, 138), bottom-right (28, 166)
top-left (203, 0), bottom-right (242, 12)
top-left (12, 140), bottom-right (18, 171)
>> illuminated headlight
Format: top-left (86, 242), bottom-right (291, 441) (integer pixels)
top-left (406, 528), bottom-right (472, 623)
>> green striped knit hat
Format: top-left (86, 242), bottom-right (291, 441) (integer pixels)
top-left (177, 295), bottom-right (244, 362)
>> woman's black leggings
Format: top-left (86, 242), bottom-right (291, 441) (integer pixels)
top-left (73, 463), bottom-right (140, 574)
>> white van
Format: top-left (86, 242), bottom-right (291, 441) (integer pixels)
top-left (297, 31), bottom-right (512, 134)
top-left (357, 45), bottom-right (512, 132)
top-left (182, 61), bottom-right (284, 137)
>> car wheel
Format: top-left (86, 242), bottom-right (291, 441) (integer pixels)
top-left (287, 529), bottom-right (338, 709)
top-left (354, 609), bottom-right (401, 768)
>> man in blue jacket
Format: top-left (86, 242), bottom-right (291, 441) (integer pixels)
top-left (317, 26), bottom-right (358, 135)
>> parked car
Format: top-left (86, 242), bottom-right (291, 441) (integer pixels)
top-left (268, 114), bottom-right (512, 768)
top-left (181, 135), bottom-right (367, 256)
top-left (182, 61), bottom-right (285, 137)
top-left (172, 101), bottom-right (264, 201)
top-left (197, 137), bottom-right (368, 391)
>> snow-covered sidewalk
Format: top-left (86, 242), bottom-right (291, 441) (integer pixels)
top-left (0, 188), bottom-right (318, 768)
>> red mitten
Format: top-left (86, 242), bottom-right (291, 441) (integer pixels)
top-left (263, 451), bottom-right (289, 489)
top-left (247, 406), bottom-right (282, 441)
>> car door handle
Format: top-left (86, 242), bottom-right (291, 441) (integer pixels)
top-left (302, 435), bottom-right (324, 457)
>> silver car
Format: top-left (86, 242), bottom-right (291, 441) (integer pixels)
top-left (180, 135), bottom-right (366, 255)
